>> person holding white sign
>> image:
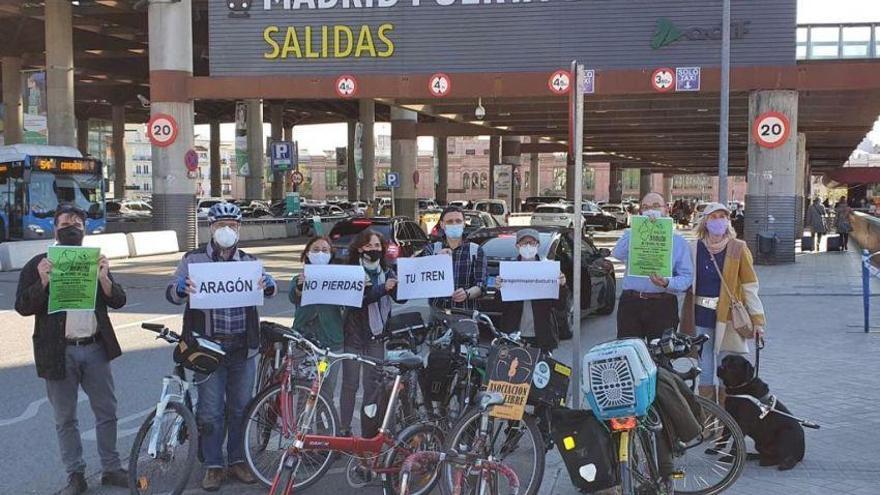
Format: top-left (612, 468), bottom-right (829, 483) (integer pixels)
top-left (165, 203), bottom-right (277, 491)
top-left (421, 205), bottom-right (487, 312)
top-left (494, 229), bottom-right (567, 352)
top-left (339, 229), bottom-right (402, 440)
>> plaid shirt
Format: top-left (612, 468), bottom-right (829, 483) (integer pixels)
top-left (423, 240), bottom-right (488, 311)
top-left (211, 307), bottom-right (247, 335)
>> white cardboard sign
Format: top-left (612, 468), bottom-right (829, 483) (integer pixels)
top-left (300, 264), bottom-right (366, 308)
top-left (499, 261), bottom-right (560, 302)
top-left (397, 254), bottom-right (455, 300)
top-left (189, 261), bottom-right (264, 309)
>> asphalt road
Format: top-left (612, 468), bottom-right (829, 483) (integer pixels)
top-left (0, 234), bottom-right (624, 495)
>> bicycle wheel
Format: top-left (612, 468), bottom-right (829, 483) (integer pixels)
top-left (626, 427), bottom-right (662, 495)
top-left (242, 382), bottom-right (339, 489)
top-left (441, 408), bottom-right (545, 495)
top-left (129, 402), bottom-right (198, 495)
top-left (382, 422), bottom-right (446, 495)
top-left (254, 350), bottom-right (277, 395)
top-left (672, 396), bottom-right (746, 495)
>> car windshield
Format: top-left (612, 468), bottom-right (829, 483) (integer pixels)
top-left (473, 233), bottom-right (554, 259)
top-left (602, 206), bottom-right (622, 212)
top-left (329, 221), bottom-right (393, 246)
top-left (465, 214), bottom-right (485, 228)
top-left (127, 202), bottom-right (151, 211)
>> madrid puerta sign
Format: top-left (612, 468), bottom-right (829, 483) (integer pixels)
top-left (208, 0), bottom-right (795, 77)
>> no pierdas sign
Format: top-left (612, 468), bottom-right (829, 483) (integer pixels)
top-left (335, 75), bottom-right (357, 98)
top-left (651, 68), bottom-right (674, 93)
top-left (753, 111), bottom-right (791, 149)
top-left (548, 70), bottom-right (571, 95)
top-left (147, 113), bottom-right (179, 147)
top-left (429, 73), bottom-right (451, 97)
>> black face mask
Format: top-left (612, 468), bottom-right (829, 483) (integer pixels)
top-left (361, 250), bottom-right (382, 262)
top-left (56, 225), bottom-right (85, 246)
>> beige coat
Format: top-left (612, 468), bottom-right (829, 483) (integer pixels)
top-left (680, 239), bottom-right (766, 354)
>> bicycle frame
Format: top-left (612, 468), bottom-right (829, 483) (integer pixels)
top-left (147, 366), bottom-right (192, 459)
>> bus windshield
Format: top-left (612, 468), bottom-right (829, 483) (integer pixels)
top-left (28, 171), bottom-right (104, 219)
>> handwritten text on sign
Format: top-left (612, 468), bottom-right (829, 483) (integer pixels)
top-left (301, 264), bottom-right (366, 308)
top-left (189, 261), bottom-right (264, 309)
top-left (396, 254), bottom-right (454, 300)
top-left (499, 261), bottom-right (560, 302)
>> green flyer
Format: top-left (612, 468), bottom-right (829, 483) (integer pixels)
top-left (48, 246), bottom-right (101, 313)
top-left (628, 216), bottom-right (674, 278)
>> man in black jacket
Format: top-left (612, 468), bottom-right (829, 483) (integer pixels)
top-left (15, 204), bottom-right (128, 495)
top-left (494, 229), bottom-right (567, 352)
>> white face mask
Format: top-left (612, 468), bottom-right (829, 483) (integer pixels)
top-left (307, 251), bottom-right (331, 265)
top-left (213, 225), bottom-right (239, 248)
top-left (361, 257), bottom-right (381, 270)
top-left (642, 209), bottom-right (663, 220)
top-left (518, 245), bottom-right (539, 260)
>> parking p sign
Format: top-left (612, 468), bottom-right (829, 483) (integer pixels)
top-left (270, 141), bottom-right (296, 171)
top-left (386, 171), bottom-right (400, 188)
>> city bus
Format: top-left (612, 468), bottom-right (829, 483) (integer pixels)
top-left (0, 144), bottom-right (105, 241)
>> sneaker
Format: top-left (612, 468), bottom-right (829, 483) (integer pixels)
top-left (101, 468), bottom-right (129, 488)
top-left (201, 468), bottom-right (226, 492)
top-left (60, 472), bottom-right (87, 495)
top-left (228, 463), bottom-right (257, 484)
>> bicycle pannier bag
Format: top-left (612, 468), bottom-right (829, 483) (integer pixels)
top-left (550, 408), bottom-right (618, 492)
top-left (174, 337), bottom-right (225, 374)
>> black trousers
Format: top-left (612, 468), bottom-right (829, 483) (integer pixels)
top-left (616, 292), bottom-right (680, 341)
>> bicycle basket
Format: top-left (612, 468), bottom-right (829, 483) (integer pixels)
top-left (173, 337), bottom-right (226, 374)
top-left (582, 339), bottom-right (657, 421)
top-left (528, 354), bottom-right (571, 407)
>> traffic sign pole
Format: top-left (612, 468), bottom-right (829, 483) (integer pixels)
top-left (570, 61), bottom-right (585, 410)
top-left (719, 0), bottom-right (731, 205)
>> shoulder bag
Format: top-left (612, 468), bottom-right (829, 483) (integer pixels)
top-left (705, 242), bottom-right (755, 339)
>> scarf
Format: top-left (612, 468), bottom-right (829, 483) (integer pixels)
top-left (704, 234), bottom-right (731, 255)
top-left (366, 268), bottom-right (391, 336)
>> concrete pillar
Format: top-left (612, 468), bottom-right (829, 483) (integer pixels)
top-left (111, 105), bottom-right (126, 199)
top-left (639, 169), bottom-right (652, 199)
top-left (609, 164), bottom-right (623, 204)
top-left (2, 56), bottom-right (23, 145)
top-left (45, 0), bottom-right (76, 146)
top-left (435, 137), bottom-right (448, 204)
top-left (489, 136), bottom-right (500, 198)
top-left (745, 90), bottom-right (799, 264)
top-left (76, 118), bottom-right (89, 155)
top-left (502, 136), bottom-right (522, 211)
top-left (270, 103), bottom-right (285, 201)
top-left (347, 120), bottom-right (358, 202)
top-left (210, 119), bottom-right (221, 197)
top-left (245, 99), bottom-right (264, 200)
top-left (391, 107), bottom-right (418, 219)
top-left (795, 133), bottom-right (807, 238)
top-left (283, 124), bottom-right (293, 142)
top-left (148, 0), bottom-right (197, 249)
top-left (529, 138), bottom-right (539, 197)
top-left (663, 174), bottom-right (674, 202)
top-left (359, 99), bottom-right (376, 202)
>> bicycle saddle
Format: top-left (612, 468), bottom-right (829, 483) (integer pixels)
top-left (385, 353), bottom-right (424, 371)
top-left (476, 391), bottom-right (505, 411)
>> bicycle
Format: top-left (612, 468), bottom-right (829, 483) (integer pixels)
top-left (264, 329), bottom-right (444, 495)
top-left (398, 392), bottom-right (521, 495)
top-left (128, 323), bottom-right (224, 495)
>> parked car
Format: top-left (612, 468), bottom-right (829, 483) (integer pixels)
top-left (530, 203), bottom-right (575, 228)
top-left (106, 200), bottom-right (152, 221)
top-left (429, 210), bottom-right (500, 240)
top-left (581, 201), bottom-right (618, 231)
top-left (522, 195), bottom-right (566, 213)
top-left (472, 199), bottom-right (509, 226)
top-left (469, 226), bottom-right (617, 337)
top-left (197, 198), bottom-right (226, 220)
top-left (418, 198), bottom-right (439, 210)
top-left (328, 216), bottom-right (429, 266)
top-left (601, 203), bottom-right (630, 229)
top-left (448, 200), bottom-right (470, 209)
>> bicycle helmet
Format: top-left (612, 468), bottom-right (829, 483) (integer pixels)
top-left (207, 202), bottom-right (242, 223)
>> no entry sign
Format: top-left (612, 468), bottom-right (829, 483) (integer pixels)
top-left (651, 68), bottom-right (674, 93)
top-left (753, 111), bottom-right (791, 149)
top-left (429, 73), bottom-right (451, 97)
top-left (335, 75), bottom-right (357, 98)
top-left (147, 113), bottom-right (178, 147)
top-left (548, 70), bottom-right (571, 95)
top-left (184, 149), bottom-right (199, 172)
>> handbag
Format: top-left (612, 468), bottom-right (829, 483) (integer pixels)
top-left (706, 242), bottom-right (755, 339)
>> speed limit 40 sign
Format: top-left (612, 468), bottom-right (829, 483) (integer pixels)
top-left (753, 111), bottom-right (791, 149)
top-left (147, 113), bottom-right (179, 148)
top-left (429, 73), bottom-right (451, 97)
top-left (335, 75), bottom-right (357, 98)
top-left (548, 70), bottom-right (571, 95)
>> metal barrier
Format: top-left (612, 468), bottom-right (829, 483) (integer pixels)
top-left (861, 250), bottom-right (880, 334)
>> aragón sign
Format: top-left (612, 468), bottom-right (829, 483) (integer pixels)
top-left (651, 17), bottom-right (752, 50)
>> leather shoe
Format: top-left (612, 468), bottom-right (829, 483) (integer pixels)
top-left (101, 468), bottom-right (129, 488)
top-left (60, 472), bottom-right (87, 495)
top-left (228, 463), bottom-right (257, 484)
top-left (202, 468), bottom-right (226, 492)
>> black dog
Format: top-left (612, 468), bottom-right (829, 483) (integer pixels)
top-left (717, 355), bottom-right (805, 471)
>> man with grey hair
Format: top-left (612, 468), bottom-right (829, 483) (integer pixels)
top-left (612, 192), bottom-right (693, 340)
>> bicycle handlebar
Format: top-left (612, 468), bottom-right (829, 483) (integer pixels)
top-left (141, 323), bottom-right (180, 344)
top-left (281, 329), bottom-right (382, 367)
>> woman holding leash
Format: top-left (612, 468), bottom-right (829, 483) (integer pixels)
top-left (680, 203), bottom-right (766, 403)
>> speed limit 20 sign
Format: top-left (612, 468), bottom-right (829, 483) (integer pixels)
top-left (335, 75), bottom-right (357, 98)
top-left (147, 113), bottom-right (179, 148)
top-left (548, 70), bottom-right (571, 95)
top-left (429, 73), bottom-right (451, 97)
top-left (651, 68), bottom-right (674, 93)
top-left (753, 111), bottom-right (791, 149)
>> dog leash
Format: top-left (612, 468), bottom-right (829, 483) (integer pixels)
top-left (754, 334), bottom-right (765, 377)
top-left (726, 394), bottom-right (821, 430)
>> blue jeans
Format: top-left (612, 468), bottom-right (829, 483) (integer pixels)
top-left (196, 350), bottom-right (256, 468)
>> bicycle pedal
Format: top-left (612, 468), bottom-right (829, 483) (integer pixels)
top-left (670, 471), bottom-right (685, 480)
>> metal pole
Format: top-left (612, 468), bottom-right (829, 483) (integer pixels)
top-left (718, 0), bottom-right (731, 205)
top-left (864, 250), bottom-right (871, 334)
top-left (571, 62), bottom-right (585, 409)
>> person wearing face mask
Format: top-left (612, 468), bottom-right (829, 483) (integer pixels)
top-left (612, 192), bottom-right (694, 341)
top-left (338, 229), bottom-right (401, 442)
top-left (15, 204), bottom-right (129, 495)
top-left (165, 202), bottom-right (277, 491)
top-left (421, 205), bottom-right (488, 312)
top-left (680, 203), bottom-right (765, 402)
top-left (289, 236), bottom-right (344, 394)
top-left (493, 229), bottom-right (568, 353)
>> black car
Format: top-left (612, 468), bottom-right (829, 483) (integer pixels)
top-left (328, 216), bottom-right (430, 266)
top-left (522, 195), bottom-right (567, 213)
top-left (468, 226), bottom-right (617, 337)
top-left (581, 201), bottom-right (618, 231)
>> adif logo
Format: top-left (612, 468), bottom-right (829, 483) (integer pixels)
top-left (227, 0), bottom-right (251, 18)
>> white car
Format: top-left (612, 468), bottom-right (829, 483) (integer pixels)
top-left (601, 204), bottom-right (630, 228)
top-left (530, 203), bottom-right (576, 228)
top-left (472, 199), bottom-right (509, 226)
top-left (196, 198), bottom-right (226, 220)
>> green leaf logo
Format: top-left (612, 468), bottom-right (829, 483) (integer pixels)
top-left (652, 18), bottom-right (683, 50)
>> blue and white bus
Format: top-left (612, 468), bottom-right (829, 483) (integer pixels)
top-left (0, 144), bottom-right (105, 241)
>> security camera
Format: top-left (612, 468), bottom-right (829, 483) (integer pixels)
top-left (137, 94), bottom-right (151, 108)
top-left (475, 98), bottom-right (486, 120)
